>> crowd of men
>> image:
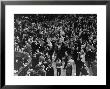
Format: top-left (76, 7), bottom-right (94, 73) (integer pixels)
top-left (14, 14), bottom-right (97, 76)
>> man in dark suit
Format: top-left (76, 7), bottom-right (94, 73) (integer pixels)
top-left (63, 52), bottom-right (69, 69)
top-left (76, 55), bottom-right (84, 76)
top-left (56, 59), bottom-right (62, 76)
top-left (46, 64), bottom-right (54, 76)
top-left (85, 49), bottom-right (95, 68)
top-left (32, 54), bottom-right (37, 69)
top-left (31, 41), bottom-right (37, 54)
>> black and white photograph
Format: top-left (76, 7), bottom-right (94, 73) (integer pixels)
top-left (4, 4), bottom-right (106, 85)
top-left (14, 14), bottom-right (97, 76)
